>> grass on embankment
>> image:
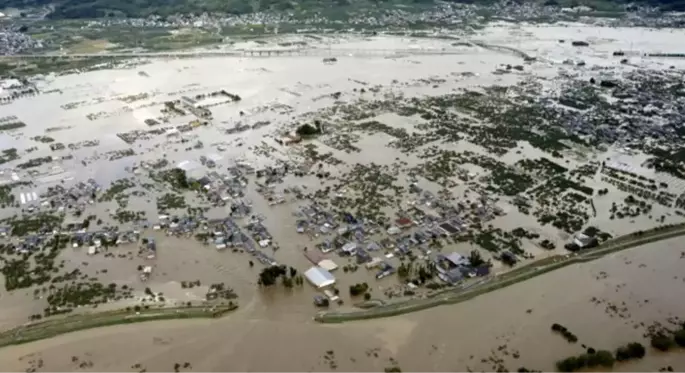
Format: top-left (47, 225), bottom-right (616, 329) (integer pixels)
top-left (316, 224), bottom-right (685, 323)
top-left (0, 303), bottom-right (238, 348)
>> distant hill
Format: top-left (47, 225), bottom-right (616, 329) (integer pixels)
top-left (3, 0), bottom-right (685, 19)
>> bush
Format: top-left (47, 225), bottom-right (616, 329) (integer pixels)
top-left (651, 334), bottom-right (675, 352)
top-left (586, 350), bottom-right (614, 368)
top-left (616, 342), bottom-right (646, 361)
top-left (349, 283), bottom-right (369, 296)
top-left (629, 342), bottom-right (646, 358)
top-left (551, 323), bottom-right (578, 343)
top-left (556, 350), bottom-right (614, 372)
top-left (258, 265), bottom-right (287, 286)
top-left (674, 329), bottom-right (685, 347)
top-left (295, 123), bottom-right (321, 137)
top-left (556, 357), bottom-right (580, 372)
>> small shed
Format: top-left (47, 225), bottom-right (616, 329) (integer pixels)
top-left (304, 266), bottom-right (336, 288)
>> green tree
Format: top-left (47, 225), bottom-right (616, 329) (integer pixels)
top-left (258, 265), bottom-right (287, 286)
top-left (616, 342), bottom-right (646, 361)
top-left (349, 283), bottom-right (369, 296)
top-left (468, 250), bottom-right (485, 267)
top-left (651, 334), bottom-right (674, 352)
top-left (674, 329), bottom-right (685, 347)
top-left (295, 123), bottom-right (321, 137)
top-left (397, 262), bottom-right (411, 278)
top-left (586, 350), bottom-right (614, 368)
top-left (556, 357), bottom-right (579, 372)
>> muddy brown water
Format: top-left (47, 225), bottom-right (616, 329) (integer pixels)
top-left (0, 237), bottom-right (683, 371)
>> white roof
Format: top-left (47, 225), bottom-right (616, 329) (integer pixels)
top-left (177, 160), bottom-right (200, 171)
top-left (317, 259), bottom-right (338, 272)
top-left (304, 266), bottom-right (336, 288)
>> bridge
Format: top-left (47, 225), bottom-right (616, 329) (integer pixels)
top-left (0, 47), bottom-right (474, 60)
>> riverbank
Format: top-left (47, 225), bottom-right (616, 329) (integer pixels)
top-left (0, 304), bottom-right (238, 348)
top-left (316, 224), bottom-right (685, 323)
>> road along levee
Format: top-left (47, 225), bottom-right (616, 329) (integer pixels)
top-left (0, 304), bottom-right (238, 348)
top-left (315, 224), bottom-right (685, 323)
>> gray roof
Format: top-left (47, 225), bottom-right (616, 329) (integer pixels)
top-left (444, 252), bottom-right (469, 266)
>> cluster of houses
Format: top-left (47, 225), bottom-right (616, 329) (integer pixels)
top-left (292, 186), bottom-right (500, 291)
top-left (205, 217), bottom-right (277, 266)
top-left (0, 227), bottom-right (141, 256)
top-left (186, 158), bottom-right (292, 210)
top-left (153, 214), bottom-right (200, 235)
top-left (38, 179), bottom-right (101, 215)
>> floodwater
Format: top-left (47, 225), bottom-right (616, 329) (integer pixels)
top-left (1, 25), bottom-right (685, 371)
top-left (0, 237), bottom-right (683, 371)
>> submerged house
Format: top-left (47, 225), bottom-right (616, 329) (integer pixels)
top-left (435, 252), bottom-right (470, 284)
top-left (341, 242), bottom-right (358, 256)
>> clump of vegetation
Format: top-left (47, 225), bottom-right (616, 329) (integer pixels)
top-left (156, 168), bottom-right (198, 190)
top-left (0, 148), bottom-right (19, 165)
top-left (615, 342), bottom-right (646, 361)
top-left (157, 193), bottom-right (187, 210)
top-left (98, 178), bottom-right (135, 202)
top-left (349, 282), bottom-right (369, 296)
top-left (551, 323), bottom-right (578, 343)
top-left (7, 213), bottom-right (63, 236)
top-left (0, 185), bottom-right (17, 207)
top-left (0, 121), bottom-right (26, 131)
top-left (114, 209), bottom-right (146, 224)
top-left (32, 135), bottom-right (55, 143)
top-left (45, 281), bottom-right (131, 316)
top-left (257, 265), bottom-right (302, 287)
top-left (674, 329), bottom-right (685, 347)
top-left (651, 333), bottom-right (675, 351)
top-left (206, 283), bottom-right (237, 300)
top-left (17, 156), bottom-right (52, 169)
top-left (295, 122), bottom-right (323, 137)
top-left (465, 228), bottom-right (524, 255)
top-left (556, 350), bottom-right (614, 372)
top-left (468, 250), bottom-right (486, 267)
